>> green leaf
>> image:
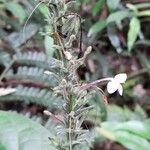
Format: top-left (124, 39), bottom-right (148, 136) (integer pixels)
top-left (38, 3), bottom-right (49, 17)
top-left (0, 85), bottom-right (62, 110)
top-left (5, 24), bottom-right (38, 50)
top-left (107, 27), bottom-right (122, 53)
top-left (134, 3), bottom-right (150, 9)
top-left (92, 0), bottom-right (105, 15)
top-left (0, 51), bottom-right (10, 67)
top-left (107, 0), bottom-right (120, 11)
top-left (127, 4), bottom-right (138, 13)
top-left (0, 143), bottom-right (6, 150)
top-left (113, 121), bottom-right (150, 140)
top-left (14, 51), bottom-right (62, 72)
top-left (44, 36), bottom-right (55, 58)
top-left (101, 121), bottom-right (150, 150)
top-left (107, 10), bottom-right (131, 24)
top-left (5, 2), bottom-right (27, 23)
top-left (138, 10), bottom-right (150, 17)
top-left (127, 17), bottom-right (140, 51)
top-left (0, 111), bottom-right (56, 150)
top-left (115, 131), bottom-right (150, 150)
top-left (88, 20), bottom-right (106, 37)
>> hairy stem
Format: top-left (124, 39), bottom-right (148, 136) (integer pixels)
top-left (69, 116), bottom-right (72, 150)
top-left (80, 78), bottom-right (113, 90)
top-left (67, 94), bottom-right (73, 150)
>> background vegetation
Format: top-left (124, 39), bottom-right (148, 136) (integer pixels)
top-left (0, 0), bottom-right (150, 150)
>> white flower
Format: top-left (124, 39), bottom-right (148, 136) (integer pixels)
top-left (107, 73), bottom-right (127, 95)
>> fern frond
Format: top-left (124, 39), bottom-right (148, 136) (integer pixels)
top-left (0, 51), bottom-right (10, 67)
top-left (14, 52), bottom-right (63, 71)
top-left (6, 66), bottom-right (60, 87)
top-left (0, 85), bottom-right (63, 109)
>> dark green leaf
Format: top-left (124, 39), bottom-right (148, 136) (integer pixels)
top-left (4, 24), bottom-right (38, 50)
top-left (88, 20), bottom-right (106, 36)
top-left (0, 143), bottom-right (6, 150)
top-left (0, 86), bottom-right (62, 109)
top-left (38, 3), bottom-right (49, 17)
top-left (92, 0), bottom-right (105, 15)
top-left (5, 2), bottom-right (27, 23)
top-left (107, 27), bottom-right (122, 53)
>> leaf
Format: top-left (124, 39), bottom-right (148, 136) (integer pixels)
top-left (126, 4), bottom-right (138, 13)
top-left (88, 20), bottom-right (106, 37)
top-left (0, 14), bottom-right (21, 31)
top-left (0, 111), bottom-right (56, 150)
top-left (107, 27), bottom-right (122, 53)
top-left (44, 36), bottom-right (55, 58)
top-left (0, 143), bottom-right (6, 150)
top-left (92, 0), bottom-right (105, 15)
top-left (138, 10), bottom-right (150, 17)
top-left (5, 2), bottom-right (27, 23)
top-left (101, 121), bottom-right (150, 150)
top-left (0, 85), bottom-right (63, 110)
top-left (115, 131), bottom-right (150, 150)
top-left (113, 121), bottom-right (150, 140)
top-left (4, 24), bottom-right (38, 50)
top-left (14, 51), bottom-right (62, 71)
top-left (127, 17), bottom-right (140, 51)
top-left (134, 3), bottom-right (150, 9)
top-left (38, 3), bottom-right (49, 17)
top-left (0, 51), bottom-right (10, 67)
top-left (107, 10), bottom-right (131, 24)
top-left (6, 66), bottom-right (59, 87)
top-left (107, 105), bottom-right (132, 122)
top-left (107, 0), bottom-right (120, 11)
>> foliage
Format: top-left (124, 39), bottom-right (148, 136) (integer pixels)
top-left (0, 0), bottom-right (97, 149)
top-left (0, 51), bottom-right (63, 109)
top-left (0, 0), bottom-right (150, 150)
top-left (96, 105), bottom-right (150, 150)
top-left (0, 111), bottom-right (56, 150)
top-left (87, 0), bottom-right (150, 52)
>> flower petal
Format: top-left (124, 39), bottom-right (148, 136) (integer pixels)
top-left (118, 84), bottom-right (123, 95)
top-left (107, 80), bottom-right (119, 94)
top-left (114, 73), bottom-right (127, 83)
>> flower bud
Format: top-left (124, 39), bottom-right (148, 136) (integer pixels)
top-left (64, 51), bottom-right (72, 60)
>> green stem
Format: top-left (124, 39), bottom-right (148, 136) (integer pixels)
top-left (69, 117), bottom-right (72, 150)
